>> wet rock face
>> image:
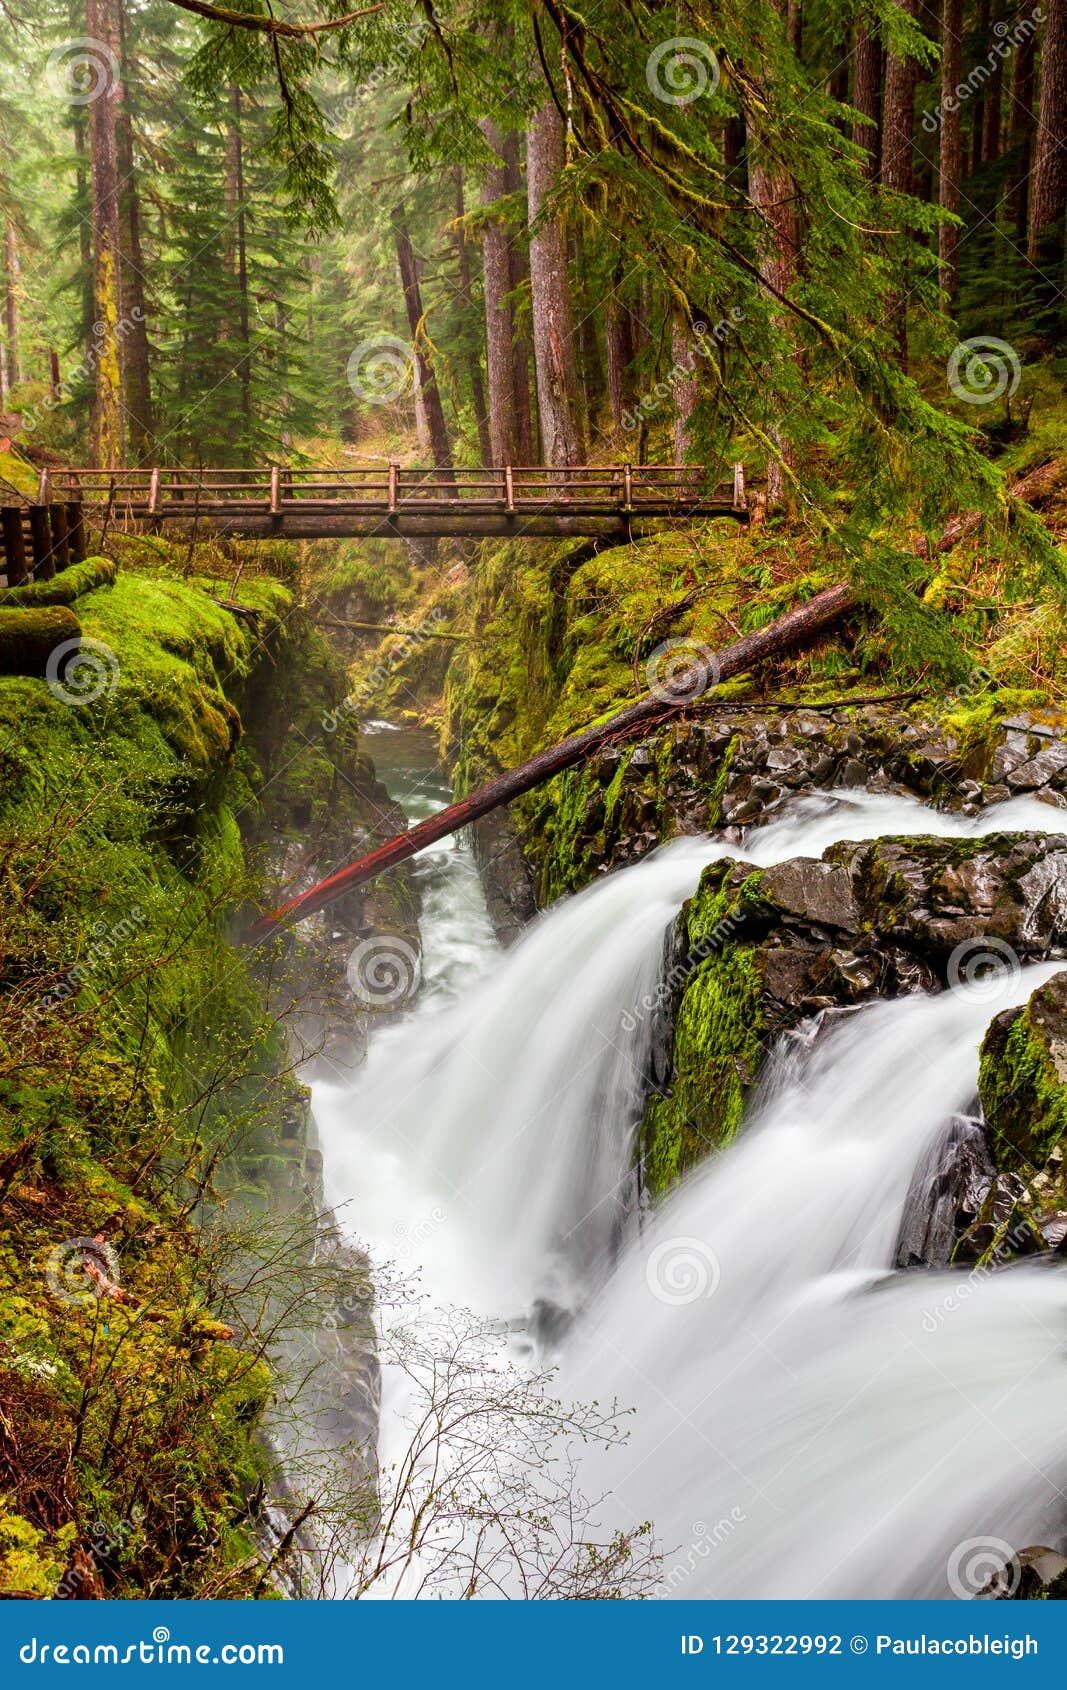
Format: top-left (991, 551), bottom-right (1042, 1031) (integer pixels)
top-left (640, 836), bottom-right (1067, 1196)
top-left (981, 971), bottom-right (1067, 1169)
top-left (967, 972), bottom-right (1067, 1258)
top-left (535, 704), bottom-right (1067, 900)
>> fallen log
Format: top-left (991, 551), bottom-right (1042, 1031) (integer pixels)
top-left (243, 581), bottom-right (856, 944)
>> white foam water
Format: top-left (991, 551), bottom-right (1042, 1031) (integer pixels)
top-left (312, 785), bottom-right (1067, 1598)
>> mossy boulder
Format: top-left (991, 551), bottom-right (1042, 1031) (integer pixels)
top-left (980, 971), bottom-right (1067, 1171)
top-left (0, 605), bottom-right (80, 676)
top-left (641, 835), bottom-right (1067, 1200)
top-left (3, 556), bottom-right (116, 607)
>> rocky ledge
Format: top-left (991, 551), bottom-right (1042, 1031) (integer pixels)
top-left (639, 832), bottom-right (1067, 1241)
top-left (532, 703), bottom-right (1067, 903)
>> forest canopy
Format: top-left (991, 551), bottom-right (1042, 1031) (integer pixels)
top-left (1, 0), bottom-right (1066, 668)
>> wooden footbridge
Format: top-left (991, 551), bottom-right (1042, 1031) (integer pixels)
top-left (0, 463), bottom-right (749, 584)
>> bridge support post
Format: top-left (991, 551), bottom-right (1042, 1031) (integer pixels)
top-left (67, 502), bottom-right (88, 564)
top-left (28, 505), bottom-right (55, 579)
top-left (49, 502), bottom-right (71, 571)
top-left (2, 507), bottom-right (29, 587)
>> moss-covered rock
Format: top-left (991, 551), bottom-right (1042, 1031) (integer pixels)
top-left (2, 556), bottom-right (116, 607)
top-left (0, 605), bottom-right (81, 675)
top-left (979, 971), bottom-right (1067, 1171)
top-left (641, 836), bottom-right (1067, 1200)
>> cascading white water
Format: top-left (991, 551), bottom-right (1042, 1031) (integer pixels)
top-left (560, 967), bottom-right (1067, 1598)
top-left (316, 788), bottom-right (1062, 1318)
top-left (313, 783), bottom-right (1067, 1598)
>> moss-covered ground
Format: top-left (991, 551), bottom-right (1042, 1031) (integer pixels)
top-left (0, 537), bottom-right (363, 1598)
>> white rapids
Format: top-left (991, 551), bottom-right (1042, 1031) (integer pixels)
top-left (312, 784), bottom-right (1067, 1598)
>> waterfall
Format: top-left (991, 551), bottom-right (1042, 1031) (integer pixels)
top-left (314, 786), bottom-right (1067, 1598)
top-left (560, 971), bottom-right (1067, 1598)
top-left (317, 788), bottom-right (1060, 1317)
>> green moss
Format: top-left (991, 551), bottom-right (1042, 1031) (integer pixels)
top-left (979, 974), bottom-right (1067, 1171)
top-left (639, 863), bottom-right (767, 1198)
top-left (0, 540), bottom-right (342, 1598)
top-left (2, 556), bottom-right (117, 607)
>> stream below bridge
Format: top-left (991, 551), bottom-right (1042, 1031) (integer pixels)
top-left (309, 729), bottom-right (1067, 1600)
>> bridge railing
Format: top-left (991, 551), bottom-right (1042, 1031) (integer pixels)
top-left (48, 463), bottom-right (747, 517)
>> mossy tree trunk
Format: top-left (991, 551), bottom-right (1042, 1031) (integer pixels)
top-left (86, 0), bottom-right (126, 469)
top-left (116, 0), bottom-right (154, 463)
top-left (526, 99), bottom-right (585, 469)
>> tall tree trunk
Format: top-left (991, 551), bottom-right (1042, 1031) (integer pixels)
top-left (480, 127), bottom-right (520, 465)
top-left (73, 108), bottom-right (94, 358)
top-left (3, 223), bottom-right (19, 387)
top-left (882, 0), bottom-right (919, 365)
top-left (938, 0), bottom-right (964, 301)
top-left (604, 260), bottom-right (634, 433)
top-left (393, 214), bottom-right (453, 472)
top-left (882, 0), bottom-right (918, 196)
top-left (971, 0), bottom-right (992, 172)
top-left (981, 46), bottom-right (1004, 165)
top-left (226, 85), bottom-right (253, 445)
top-left (1028, 0), bottom-right (1067, 292)
top-left (86, 0), bottom-right (125, 468)
top-left (1009, 9), bottom-right (1037, 242)
top-left (115, 1), bottom-right (153, 463)
top-left (526, 100), bottom-right (585, 468)
top-left (452, 169), bottom-right (492, 465)
top-left (747, 2), bottom-right (799, 509)
top-left (671, 316), bottom-right (700, 467)
top-left (852, 18), bottom-right (883, 178)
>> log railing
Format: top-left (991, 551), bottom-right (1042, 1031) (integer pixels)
top-left (2, 464), bottom-right (750, 578)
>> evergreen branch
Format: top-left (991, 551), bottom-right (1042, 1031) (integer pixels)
top-left (162, 0), bottom-right (383, 37)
